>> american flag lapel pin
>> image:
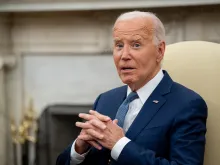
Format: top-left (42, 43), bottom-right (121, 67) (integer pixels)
top-left (153, 100), bottom-right (159, 104)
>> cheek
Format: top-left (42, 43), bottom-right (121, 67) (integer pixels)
top-left (113, 55), bottom-right (120, 69)
top-left (135, 57), bottom-right (154, 76)
top-left (113, 51), bottom-right (122, 63)
top-left (139, 50), bottom-right (157, 68)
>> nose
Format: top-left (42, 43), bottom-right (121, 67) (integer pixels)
top-left (121, 45), bottom-right (131, 61)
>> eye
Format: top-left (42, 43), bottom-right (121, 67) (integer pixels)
top-left (133, 42), bottom-right (141, 48)
top-left (115, 43), bottom-right (124, 49)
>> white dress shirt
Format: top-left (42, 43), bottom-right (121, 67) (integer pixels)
top-left (70, 69), bottom-right (164, 164)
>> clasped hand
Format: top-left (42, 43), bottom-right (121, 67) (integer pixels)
top-left (75, 110), bottom-right (125, 151)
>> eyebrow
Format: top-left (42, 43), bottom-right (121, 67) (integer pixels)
top-left (113, 38), bottom-right (121, 42)
top-left (113, 38), bottom-right (143, 43)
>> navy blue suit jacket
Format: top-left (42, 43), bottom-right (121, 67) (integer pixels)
top-left (56, 71), bottom-right (207, 165)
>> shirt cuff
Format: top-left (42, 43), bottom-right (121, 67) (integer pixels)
top-left (111, 137), bottom-right (131, 161)
top-left (70, 140), bottom-right (90, 164)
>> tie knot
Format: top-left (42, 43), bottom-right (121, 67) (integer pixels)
top-left (126, 92), bottom-right (139, 103)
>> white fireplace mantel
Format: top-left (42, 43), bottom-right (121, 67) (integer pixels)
top-left (0, 55), bottom-right (16, 165)
top-left (0, 56), bottom-right (6, 165)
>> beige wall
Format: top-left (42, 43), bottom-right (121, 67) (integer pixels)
top-left (12, 12), bottom-right (113, 54)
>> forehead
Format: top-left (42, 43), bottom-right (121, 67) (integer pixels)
top-left (113, 17), bottom-right (154, 40)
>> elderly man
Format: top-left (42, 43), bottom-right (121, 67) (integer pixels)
top-left (56, 11), bottom-right (207, 165)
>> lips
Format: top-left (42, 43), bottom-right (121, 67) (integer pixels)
top-left (120, 66), bottom-right (136, 73)
top-left (121, 67), bottom-right (134, 70)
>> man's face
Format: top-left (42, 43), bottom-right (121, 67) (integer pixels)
top-left (113, 17), bottom-right (164, 90)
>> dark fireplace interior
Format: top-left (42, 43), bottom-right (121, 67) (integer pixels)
top-left (36, 104), bottom-right (92, 165)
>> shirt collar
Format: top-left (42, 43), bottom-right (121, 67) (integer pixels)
top-left (127, 69), bottom-right (164, 104)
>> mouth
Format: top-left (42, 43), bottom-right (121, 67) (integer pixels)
top-left (120, 67), bottom-right (136, 73)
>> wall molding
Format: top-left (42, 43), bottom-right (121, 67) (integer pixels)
top-left (0, 0), bottom-right (220, 13)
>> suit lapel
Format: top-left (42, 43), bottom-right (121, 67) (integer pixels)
top-left (125, 94), bottom-right (166, 140)
top-left (125, 70), bottom-right (173, 140)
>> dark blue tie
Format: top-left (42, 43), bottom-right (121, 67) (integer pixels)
top-left (115, 92), bottom-right (139, 128)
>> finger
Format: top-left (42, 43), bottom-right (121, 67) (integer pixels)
top-left (88, 141), bottom-right (102, 150)
top-left (113, 119), bottom-right (118, 124)
top-left (75, 122), bottom-right (93, 129)
top-left (78, 134), bottom-right (94, 141)
top-left (89, 110), bottom-right (111, 122)
top-left (79, 113), bottom-right (94, 121)
top-left (86, 129), bottom-right (104, 140)
top-left (89, 119), bottom-right (106, 130)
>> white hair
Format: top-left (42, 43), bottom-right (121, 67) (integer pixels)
top-left (114, 11), bottom-right (166, 45)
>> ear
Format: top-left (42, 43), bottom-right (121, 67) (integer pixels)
top-left (156, 41), bottom-right (166, 63)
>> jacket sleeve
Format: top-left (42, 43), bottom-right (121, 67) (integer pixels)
top-left (116, 98), bottom-right (207, 165)
top-left (56, 94), bottom-right (102, 165)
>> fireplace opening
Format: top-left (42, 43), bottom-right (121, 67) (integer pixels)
top-left (36, 104), bottom-right (92, 165)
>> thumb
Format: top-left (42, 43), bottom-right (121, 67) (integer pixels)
top-left (113, 119), bottom-right (118, 125)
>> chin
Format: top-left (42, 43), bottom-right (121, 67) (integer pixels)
top-left (121, 77), bottom-right (135, 86)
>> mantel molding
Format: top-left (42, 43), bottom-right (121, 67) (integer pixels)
top-left (0, 56), bottom-right (16, 70)
top-left (0, 0), bottom-right (220, 13)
